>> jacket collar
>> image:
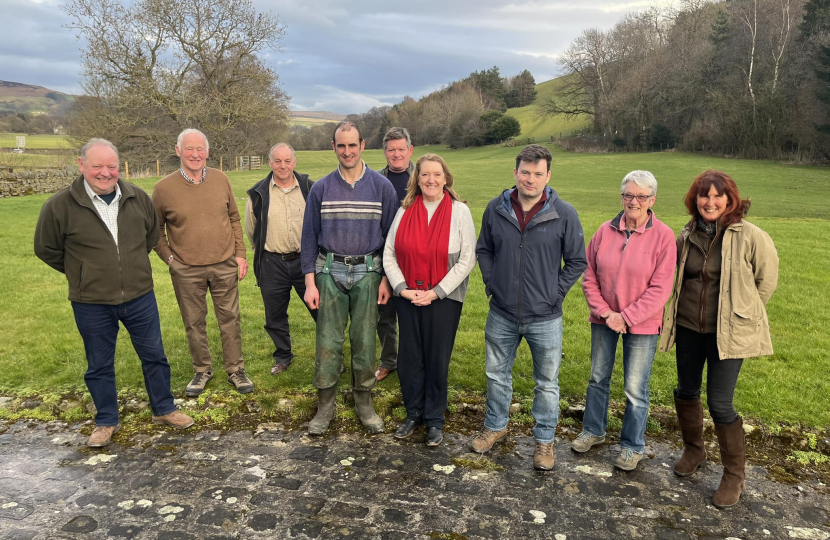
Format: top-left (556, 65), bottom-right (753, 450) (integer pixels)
top-left (251, 170), bottom-right (308, 198)
top-left (69, 175), bottom-right (135, 209)
top-left (380, 161), bottom-right (415, 177)
top-left (498, 186), bottom-right (559, 227)
top-left (610, 209), bottom-right (654, 232)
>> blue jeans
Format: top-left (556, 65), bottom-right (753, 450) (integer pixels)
top-left (582, 323), bottom-right (658, 453)
top-left (72, 290), bottom-right (177, 426)
top-left (483, 310), bottom-right (563, 443)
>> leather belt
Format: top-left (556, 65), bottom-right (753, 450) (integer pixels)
top-left (266, 251), bottom-right (301, 261)
top-left (319, 248), bottom-right (380, 265)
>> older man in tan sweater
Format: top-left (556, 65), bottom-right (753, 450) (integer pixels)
top-left (153, 128), bottom-right (253, 396)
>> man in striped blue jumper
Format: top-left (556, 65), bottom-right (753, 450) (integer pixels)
top-left (301, 121), bottom-right (400, 435)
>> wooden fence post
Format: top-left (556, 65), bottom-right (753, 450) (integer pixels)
top-left (220, 156), bottom-right (223, 171)
top-left (156, 160), bottom-right (160, 178)
top-left (125, 161), bottom-right (129, 181)
top-left (235, 156), bottom-right (239, 171)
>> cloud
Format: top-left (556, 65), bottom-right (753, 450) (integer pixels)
top-left (1, 0), bottom-right (648, 113)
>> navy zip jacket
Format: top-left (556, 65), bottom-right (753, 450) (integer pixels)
top-left (476, 186), bottom-right (587, 324)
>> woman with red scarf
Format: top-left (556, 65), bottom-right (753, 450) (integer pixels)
top-left (383, 153), bottom-right (476, 446)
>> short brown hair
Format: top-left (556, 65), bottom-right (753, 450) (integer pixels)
top-left (684, 170), bottom-right (750, 228)
top-left (515, 144), bottom-right (552, 171)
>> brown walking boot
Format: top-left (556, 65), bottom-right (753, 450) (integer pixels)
top-left (152, 410), bottom-right (194, 430)
top-left (673, 393), bottom-right (707, 477)
top-left (470, 428), bottom-right (508, 454)
top-left (534, 441), bottom-right (555, 470)
top-left (712, 417), bottom-right (746, 509)
top-left (88, 424), bottom-right (120, 447)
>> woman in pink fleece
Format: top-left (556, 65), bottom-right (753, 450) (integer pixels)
top-left (571, 170), bottom-right (677, 471)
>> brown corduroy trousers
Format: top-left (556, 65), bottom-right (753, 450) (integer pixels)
top-left (169, 257), bottom-right (244, 374)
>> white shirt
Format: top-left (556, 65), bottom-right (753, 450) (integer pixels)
top-left (83, 180), bottom-right (122, 246)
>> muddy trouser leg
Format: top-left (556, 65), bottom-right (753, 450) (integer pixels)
top-left (313, 272), bottom-right (350, 390)
top-left (349, 271), bottom-right (382, 392)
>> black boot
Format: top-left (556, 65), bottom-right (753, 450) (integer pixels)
top-left (394, 417), bottom-right (422, 439)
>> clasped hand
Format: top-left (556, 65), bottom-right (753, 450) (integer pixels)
top-left (401, 288), bottom-right (438, 307)
top-left (600, 311), bottom-right (627, 333)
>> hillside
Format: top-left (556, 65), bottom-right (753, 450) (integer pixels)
top-left (0, 81), bottom-right (75, 115)
top-left (289, 110), bottom-right (345, 127)
top-left (505, 75), bottom-right (589, 140)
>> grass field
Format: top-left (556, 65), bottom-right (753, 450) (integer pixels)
top-left (0, 133), bottom-right (76, 150)
top-left (289, 117), bottom-right (338, 127)
top-left (1, 145), bottom-right (828, 428)
top-left (505, 77), bottom-right (591, 141)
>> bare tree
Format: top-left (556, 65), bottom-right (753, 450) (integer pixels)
top-left (63, 0), bottom-right (288, 160)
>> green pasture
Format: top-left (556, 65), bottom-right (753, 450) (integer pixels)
top-left (289, 116), bottom-right (337, 127)
top-left (1, 145), bottom-right (828, 427)
top-left (505, 77), bottom-right (590, 140)
top-left (0, 132), bottom-right (77, 150)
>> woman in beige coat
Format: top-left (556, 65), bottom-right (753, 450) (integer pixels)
top-left (660, 170), bottom-right (778, 509)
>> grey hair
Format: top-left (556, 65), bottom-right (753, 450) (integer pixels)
top-left (80, 138), bottom-right (119, 162)
top-left (269, 142), bottom-right (296, 161)
top-left (621, 170), bottom-right (657, 197)
top-left (176, 128), bottom-right (209, 151)
top-left (382, 127), bottom-right (411, 150)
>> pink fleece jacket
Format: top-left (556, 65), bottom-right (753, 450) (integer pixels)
top-left (582, 211), bottom-right (677, 334)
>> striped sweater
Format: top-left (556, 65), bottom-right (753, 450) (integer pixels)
top-left (301, 164), bottom-right (400, 274)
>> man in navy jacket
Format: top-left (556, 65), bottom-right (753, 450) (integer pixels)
top-left (471, 144), bottom-right (587, 471)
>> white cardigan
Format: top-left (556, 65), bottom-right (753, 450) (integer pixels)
top-left (383, 199), bottom-right (477, 303)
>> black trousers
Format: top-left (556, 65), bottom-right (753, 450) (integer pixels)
top-left (261, 252), bottom-right (317, 365)
top-left (675, 326), bottom-right (743, 424)
top-left (396, 296), bottom-right (463, 429)
top-left (377, 298), bottom-right (399, 370)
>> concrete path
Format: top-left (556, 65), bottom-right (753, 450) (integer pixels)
top-left (1, 419), bottom-right (828, 540)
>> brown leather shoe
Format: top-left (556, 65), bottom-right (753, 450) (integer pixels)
top-left (152, 410), bottom-right (194, 430)
top-left (673, 394), bottom-right (708, 476)
top-left (375, 367), bottom-right (393, 381)
top-left (712, 417), bottom-right (746, 508)
top-left (89, 424), bottom-right (120, 447)
top-left (470, 428), bottom-right (508, 453)
top-left (271, 363), bottom-right (290, 376)
top-left (534, 441), bottom-right (555, 470)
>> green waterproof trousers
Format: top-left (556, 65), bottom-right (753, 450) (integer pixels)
top-left (314, 270), bottom-right (381, 391)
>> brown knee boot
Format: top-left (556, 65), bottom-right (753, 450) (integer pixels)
top-left (673, 394), bottom-right (707, 476)
top-left (712, 417), bottom-right (746, 508)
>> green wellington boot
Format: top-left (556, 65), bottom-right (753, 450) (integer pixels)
top-left (308, 386), bottom-right (337, 435)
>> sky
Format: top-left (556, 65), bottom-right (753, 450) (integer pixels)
top-left (1, 0), bottom-right (650, 115)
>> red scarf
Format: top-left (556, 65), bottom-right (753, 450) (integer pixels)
top-left (394, 194), bottom-right (452, 291)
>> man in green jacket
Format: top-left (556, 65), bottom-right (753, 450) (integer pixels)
top-left (34, 138), bottom-right (193, 448)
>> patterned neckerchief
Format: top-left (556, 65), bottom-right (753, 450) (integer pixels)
top-left (180, 167), bottom-right (207, 184)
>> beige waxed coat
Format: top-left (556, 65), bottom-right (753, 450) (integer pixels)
top-left (659, 219), bottom-right (779, 359)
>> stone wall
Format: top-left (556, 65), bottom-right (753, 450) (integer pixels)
top-left (0, 168), bottom-right (76, 198)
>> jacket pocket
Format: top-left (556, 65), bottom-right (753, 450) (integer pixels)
top-left (728, 311), bottom-right (763, 354)
top-left (730, 273), bottom-right (762, 319)
top-left (77, 262), bottom-right (85, 295)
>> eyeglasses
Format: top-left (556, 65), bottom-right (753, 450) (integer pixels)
top-left (622, 193), bottom-right (652, 202)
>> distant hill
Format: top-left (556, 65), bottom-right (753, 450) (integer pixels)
top-left (289, 111), bottom-right (345, 121)
top-left (0, 81), bottom-right (75, 115)
top-left (505, 75), bottom-right (589, 141)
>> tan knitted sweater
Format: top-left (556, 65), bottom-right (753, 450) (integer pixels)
top-left (152, 168), bottom-right (247, 266)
